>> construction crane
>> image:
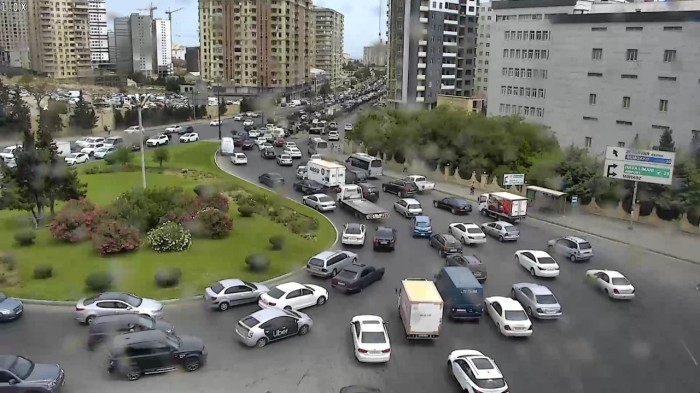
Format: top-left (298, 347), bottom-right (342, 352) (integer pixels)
top-left (165, 7), bottom-right (184, 68)
top-left (137, 2), bottom-right (157, 19)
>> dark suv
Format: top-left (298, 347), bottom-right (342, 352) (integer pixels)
top-left (87, 314), bottom-right (174, 350)
top-left (358, 183), bottom-right (379, 202)
top-left (0, 355), bottom-right (65, 392)
top-left (107, 330), bottom-right (206, 381)
top-left (381, 180), bottom-right (417, 197)
top-left (429, 233), bottom-right (463, 257)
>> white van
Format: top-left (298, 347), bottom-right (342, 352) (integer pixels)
top-left (220, 137), bottom-right (235, 156)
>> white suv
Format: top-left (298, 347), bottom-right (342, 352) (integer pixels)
top-left (393, 198), bottom-right (423, 218)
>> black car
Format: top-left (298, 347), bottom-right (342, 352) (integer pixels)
top-left (429, 233), bottom-right (463, 257)
top-left (373, 226), bottom-right (397, 251)
top-left (433, 197), bottom-right (472, 214)
top-left (107, 330), bottom-right (206, 381)
top-left (330, 263), bottom-right (385, 293)
top-left (293, 179), bottom-right (325, 194)
top-left (346, 169), bottom-right (368, 184)
top-left (259, 172), bottom-right (285, 187)
top-left (445, 254), bottom-right (487, 282)
top-left (232, 134), bottom-right (243, 147)
top-left (179, 126), bottom-right (194, 135)
top-left (260, 148), bottom-right (276, 159)
top-left (381, 180), bottom-right (418, 197)
top-left (0, 355), bottom-right (65, 392)
top-left (87, 314), bottom-right (175, 350)
top-left (358, 183), bottom-right (379, 202)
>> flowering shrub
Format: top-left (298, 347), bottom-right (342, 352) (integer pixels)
top-left (91, 219), bottom-right (141, 255)
top-left (191, 208), bottom-right (233, 239)
top-left (63, 198), bottom-right (96, 213)
top-left (146, 221), bottom-right (192, 252)
top-left (159, 208), bottom-right (197, 226)
top-left (196, 192), bottom-right (230, 213)
top-left (49, 210), bottom-right (97, 243)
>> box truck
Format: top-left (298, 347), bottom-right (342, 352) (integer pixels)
top-left (307, 159), bottom-right (345, 190)
top-left (477, 192), bottom-right (528, 222)
top-left (396, 278), bottom-right (443, 339)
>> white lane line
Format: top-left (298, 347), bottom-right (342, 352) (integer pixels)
top-left (680, 339), bottom-right (698, 366)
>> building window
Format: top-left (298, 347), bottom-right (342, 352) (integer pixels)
top-left (584, 137), bottom-right (592, 148)
top-left (659, 99), bottom-right (668, 112)
top-left (622, 96), bottom-right (631, 108)
top-left (617, 141), bottom-right (626, 147)
top-left (626, 49), bottom-right (638, 61)
top-left (591, 27), bottom-right (607, 31)
top-left (663, 26), bottom-right (682, 31)
top-left (625, 26), bottom-right (643, 31)
top-left (589, 93), bottom-right (596, 105)
top-left (583, 116), bottom-right (597, 121)
top-left (621, 74), bottom-right (638, 79)
top-left (616, 120), bottom-right (633, 126)
top-left (658, 76), bottom-right (677, 81)
top-left (592, 48), bottom-right (602, 60)
top-left (587, 72), bottom-right (603, 77)
top-left (663, 50), bottom-right (676, 62)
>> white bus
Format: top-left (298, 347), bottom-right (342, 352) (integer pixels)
top-left (345, 153), bottom-right (383, 178)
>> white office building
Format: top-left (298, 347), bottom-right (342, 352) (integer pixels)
top-left (88, 0), bottom-right (109, 65)
top-left (153, 19), bottom-right (172, 78)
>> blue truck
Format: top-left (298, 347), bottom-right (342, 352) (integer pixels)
top-left (434, 266), bottom-right (484, 320)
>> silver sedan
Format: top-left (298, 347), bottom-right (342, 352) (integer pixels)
top-left (235, 307), bottom-right (313, 348)
top-left (511, 283), bottom-right (562, 319)
top-left (204, 279), bottom-right (269, 311)
top-left (75, 292), bottom-right (163, 325)
top-left (302, 193), bottom-right (336, 212)
top-left (481, 221), bottom-right (520, 242)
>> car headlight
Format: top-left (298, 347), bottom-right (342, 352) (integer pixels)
top-left (0, 310), bottom-right (10, 315)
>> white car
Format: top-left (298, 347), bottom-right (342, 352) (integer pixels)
top-left (210, 119), bottom-right (221, 126)
top-left (248, 129), bottom-right (260, 138)
top-left (231, 153), bottom-right (248, 165)
top-left (309, 154), bottom-right (322, 161)
top-left (328, 131), bottom-right (340, 141)
top-left (123, 125), bottom-right (142, 134)
top-left (284, 147), bottom-right (302, 158)
top-left (341, 223), bottom-right (366, 246)
top-left (165, 125), bottom-right (182, 133)
top-left (81, 142), bottom-right (104, 156)
top-left (449, 223), bottom-right (487, 246)
top-left (277, 154), bottom-right (293, 166)
top-left (76, 136), bottom-right (105, 148)
top-left (262, 143), bottom-right (274, 151)
top-left (93, 146), bottom-right (116, 159)
top-left (65, 152), bottom-right (89, 165)
top-left (485, 296), bottom-right (533, 337)
top-left (585, 269), bottom-right (636, 299)
top-left (285, 141), bottom-right (297, 149)
top-left (447, 350), bottom-right (509, 393)
top-left (344, 123), bottom-right (353, 131)
top-left (258, 282), bottom-right (328, 311)
top-left (402, 175), bottom-right (435, 192)
top-left (351, 315), bottom-right (391, 363)
top-left (302, 193), bottom-right (336, 212)
top-left (179, 132), bottom-right (199, 143)
top-left (514, 250), bottom-right (560, 278)
top-left (256, 137), bottom-right (267, 149)
top-left (243, 119), bottom-right (254, 127)
top-left (393, 198), bottom-right (422, 218)
top-left (233, 115), bottom-right (243, 121)
top-left (146, 134), bottom-right (169, 147)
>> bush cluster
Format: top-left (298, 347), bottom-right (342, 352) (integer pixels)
top-left (245, 254), bottom-right (270, 273)
top-left (92, 219), bottom-right (142, 255)
top-left (192, 208), bottom-right (233, 239)
top-left (269, 235), bottom-right (285, 250)
top-left (147, 221), bottom-right (192, 252)
top-left (85, 271), bottom-right (114, 292)
top-left (33, 264), bottom-right (53, 279)
top-left (14, 230), bottom-right (36, 246)
top-left (154, 267), bottom-right (182, 288)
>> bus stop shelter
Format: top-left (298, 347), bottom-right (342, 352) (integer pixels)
top-left (526, 185), bottom-right (567, 214)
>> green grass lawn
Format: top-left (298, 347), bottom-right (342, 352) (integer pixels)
top-left (0, 142), bottom-right (336, 301)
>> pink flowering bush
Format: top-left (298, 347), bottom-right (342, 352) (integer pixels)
top-left (49, 201), bottom-right (102, 243)
top-left (195, 192), bottom-right (230, 213)
top-left (91, 219), bottom-right (141, 255)
top-left (191, 208), bottom-right (233, 239)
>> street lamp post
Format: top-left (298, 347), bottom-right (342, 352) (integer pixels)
top-left (216, 80), bottom-right (223, 140)
top-left (132, 94), bottom-right (151, 189)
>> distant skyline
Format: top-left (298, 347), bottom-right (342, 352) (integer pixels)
top-left (104, 0), bottom-right (387, 58)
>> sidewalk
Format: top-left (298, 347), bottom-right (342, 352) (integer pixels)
top-left (378, 166), bottom-right (700, 264)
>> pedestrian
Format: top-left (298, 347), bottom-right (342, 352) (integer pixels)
top-left (104, 125), bottom-right (110, 137)
top-left (402, 162), bottom-right (408, 173)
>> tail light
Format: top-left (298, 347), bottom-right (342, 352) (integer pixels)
top-left (76, 307), bottom-right (84, 311)
top-left (358, 349), bottom-right (368, 353)
top-left (382, 348), bottom-right (391, 353)
top-left (613, 289), bottom-right (620, 294)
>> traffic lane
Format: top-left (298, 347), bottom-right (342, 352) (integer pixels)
top-left (222, 150), bottom-right (700, 392)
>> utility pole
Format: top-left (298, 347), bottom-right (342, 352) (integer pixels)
top-left (216, 78), bottom-right (223, 140)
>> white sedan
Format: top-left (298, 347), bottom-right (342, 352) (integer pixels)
top-left (146, 134), bottom-right (169, 147)
top-left (284, 147), bottom-right (302, 158)
top-left (302, 194), bottom-right (336, 212)
top-left (514, 250), bottom-right (560, 278)
top-left (233, 115), bottom-right (243, 121)
top-left (255, 137), bottom-right (267, 149)
top-left (243, 119), bottom-right (254, 127)
top-left (448, 223), bottom-right (487, 246)
top-left (210, 119), bottom-right (221, 126)
top-left (179, 132), bottom-right (199, 143)
top-left (93, 146), bottom-right (116, 159)
top-left (165, 125), bottom-right (182, 133)
top-left (231, 153), bottom-right (247, 165)
top-left (65, 152), bottom-right (89, 165)
top-left (341, 223), bottom-right (366, 246)
top-left (285, 141), bottom-right (297, 149)
top-left (447, 350), bottom-right (509, 393)
top-left (585, 269), bottom-right (636, 299)
top-left (351, 315), bottom-right (391, 363)
top-left (248, 129), bottom-right (260, 138)
top-left (485, 296), bottom-right (533, 337)
top-left (258, 282), bottom-right (328, 311)
top-left (344, 123), bottom-right (353, 131)
top-left (81, 142), bottom-right (104, 156)
top-left (277, 154), bottom-right (293, 166)
top-left (328, 131), bottom-right (340, 141)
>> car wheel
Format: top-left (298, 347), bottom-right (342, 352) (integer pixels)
top-left (461, 237), bottom-right (467, 245)
top-left (447, 361), bottom-right (453, 375)
top-left (332, 269), bottom-right (338, 276)
top-left (126, 367), bottom-right (142, 381)
top-left (451, 208), bottom-right (456, 214)
top-left (184, 356), bottom-right (201, 372)
top-left (510, 289), bottom-right (516, 299)
top-left (433, 201), bottom-right (438, 208)
top-left (530, 268), bottom-right (536, 276)
top-left (256, 337), bottom-right (268, 348)
top-left (496, 322), bottom-right (501, 332)
top-left (218, 302), bottom-right (229, 311)
top-left (570, 254), bottom-right (576, 262)
top-left (299, 325), bottom-right (310, 335)
top-left (604, 288), bottom-right (610, 297)
top-left (527, 307), bottom-right (533, 316)
top-left (317, 296), bottom-right (327, 305)
top-left (85, 315), bottom-right (96, 325)
top-left (499, 235), bottom-right (504, 242)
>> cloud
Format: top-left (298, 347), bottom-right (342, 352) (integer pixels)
top-left (106, 10), bottom-right (124, 23)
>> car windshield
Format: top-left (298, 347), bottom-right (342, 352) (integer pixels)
top-left (612, 277), bottom-right (631, 286)
top-left (345, 225), bottom-right (363, 235)
top-left (504, 225), bottom-right (519, 233)
top-left (241, 316), bottom-right (260, 328)
top-left (537, 257), bottom-right (557, 265)
top-left (416, 220), bottom-right (430, 227)
top-left (318, 196), bottom-right (332, 203)
top-left (210, 282), bottom-right (225, 294)
top-left (97, 147), bottom-right (109, 152)
top-left (67, 153), bottom-right (79, 158)
top-left (121, 294), bottom-right (142, 307)
top-left (283, 309), bottom-right (302, 318)
top-left (9, 356), bottom-right (34, 379)
top-left (376, 229), bottom-right (393, 239)
top-left (0, 293), bottom-right (6, 302)
top-left (266, 288), bottom-right (285, 299)
top-left (464, 256), bottom-right (481, 265)
top-left (505, 310), bottom-right (529, 321)
top-left (466, 227), bottom-right (483, 234)
top-left (579, 242), bottom-right (592, 250)
top-left (361, 331), bottom-right (386, 344)
top-left (536, 294), bottom-right (558, 304)
top-left (475, 377), bottom-right (506, 389)
top-left (1, 147), bottom-right (13, 154)
top-left (242, 281), bottom-right (257, 290)
top-left (308, 258), bottom-right (325, 267)
top-left (138, 315), bottom-right (156, 329)
top-left (338, 270), bottom-right (358, 280)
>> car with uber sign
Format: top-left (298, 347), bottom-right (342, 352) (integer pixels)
top-left (236, 308), bottom-right (313, 348)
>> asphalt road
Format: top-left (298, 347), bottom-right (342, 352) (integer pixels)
top-left (2, 108), bottom-right (700, 393)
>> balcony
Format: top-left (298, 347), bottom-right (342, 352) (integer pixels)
top-left (417, 85), bottom-right (425, 92)
top-left (441, 74), bottom-right (456, 79)
top-left (443, 52), bottom-right (457, 58)
top-left (416, 96), bottom-right (425, 102)
top-left (418, 51), bottom-right (427, 57)
top-left (419, 17), bottom-right (428, 23)
top-left (444, 19), bottom-right (458, 25)
top-left (442, 63), bottom-right (456, 68)
top-left (420, 5), bottom-right (429, 11)
top-left (417, 74), bottom-right (426, 80)
top-left (444, 41), bottom-right (457, 47)
top-left (419, 40), bottom-right (427, 46)
top-left (444, 30), bottom-right (458, 36)
top-left (441, 84), bottom-right (456, 90)
top-left (417, 63), bottom-right (426, 69)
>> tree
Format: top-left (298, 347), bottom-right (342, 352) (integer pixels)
top-left (319, 83), bottom-right (332, 97)
top-left (240, 98), bottom-right (255, 113)
top-left (218, 100), bottom-right (227, 116)
top-left (153, 147), bottom-right (170, 168)
top-left (38, 109), bottom-right (64, 135)
top-left (165, 78), bottom-right (181, 93)
top-left (69, 91), bottom-right (97, 132)
top-left (657, 129), bottom-right (676, 152)
top-left (109, 147), bottom-right (132, 166)
top-left (26, 82), bottom-right (52, 113)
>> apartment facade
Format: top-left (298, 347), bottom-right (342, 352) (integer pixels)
top-left (487, 0), bottom-right (700, 154)
top-left (0, 0), bottom-right (30, 68)
top-left (27, 0), bottom-right (92, 78)
top-left (474, 1), bottom-right (493, 98)
top-left (152, 18), bottom-right (172, 77)
top-left (88, 0), bottom-right (109, 66)
top-left (313, 7), bottom-right (344, 90)
top-left (387, 0), bottom-right (478, 108)
top-left (363, 43), bottom-right (388, 66)
top-left (185, 46), bottom-right (200, 72)
top-left (113, 16), bottom-right (133, 75)
top-left (198, 0), bottom-right (313, 98)
top-left (129, 14), bottom-right (154, 78)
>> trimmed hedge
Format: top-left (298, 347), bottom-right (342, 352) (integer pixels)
top-left (154, 267), bottom-right (182, 288)
top-left (33, 264), bottom-right (53, 279)
top-left (85, 271), bottom-right (114, 292)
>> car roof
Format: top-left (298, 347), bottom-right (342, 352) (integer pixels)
top-left (565, 236), bottom-right (589, 243)
top-left (492, 221), bottom-right (514, 226)
top-left (518, 283), bottom-right (553, 296)
top-left (439, 233), bottom-right (458, 241)
top-left (345, 223), bottom-right (364, 230)
top-left (462, 223), bottom-right (480, 228)
top-left (276, 282), bottom-right (306, 292)
top-left (94, 292), bottom-right (131, 301)
top-left (264, 172), bottom-right (282, 177)
top-left (248, 307), bottom-right (287, 322)
top-left (354, 315), bottom-right (385, 331)
top-left (601, 270), bottom-right (625, 278)
top-left (312, 250), bottom-right (337, 260)
top-left (487, 296), bottom-right (523, 310)
top-left (466, 356), bottom-right (503, 380)
top-left (400, 198), bottom-right (420, 204)
top-left (415, 215), bottom-right (430, 222)
top-left (111, 330), bottom-right (167, 347)
top-left (527, 250), bottom-right (553, 258)
top-left (219, 278), bottom-right (245, 287)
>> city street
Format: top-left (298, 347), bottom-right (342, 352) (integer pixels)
top-left (1, 109), bottom-right (700, 393)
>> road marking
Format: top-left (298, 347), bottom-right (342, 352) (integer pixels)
top-left (680, 339), bottom-right (698, 366)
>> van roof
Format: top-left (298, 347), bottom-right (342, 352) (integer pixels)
top-left (310, 159), bottom-right (344, 168)
top-left (402, 279), bottom-right (443, 303)
top-left (442, 266), bottom-right (483, 288)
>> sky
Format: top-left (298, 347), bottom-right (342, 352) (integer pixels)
top-left (104, 0), bottom-right (387, 58)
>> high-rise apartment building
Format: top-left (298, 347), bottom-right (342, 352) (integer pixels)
top-left (27, 0), bottom-right (92, 78)
top-left (487, 0), bottom-right (700, 153)
top-left (0, 0), bottom-right (30, 68)
top-left (474, 1), bottom-right (494, 98)
top-left (363, 43), bottom-right (388, 66)
top-left (88, 0), bottom-right (109, 66)
top-left (107, 30), bottom-right (116, 66)
top-left (185, 46), bottom-right (201, 72)
top-left (312, 7), bottom-right (344, 90)
top-left (198, 0), bottom-right (313, 97)
top-left (129, 14), bottom-right (154, 78)
top-left (152, 18), bottom-right (172, 77)
top-left (387, 0), bottom-right (478, 108)
top-left (113, 16), bottom-right (133, 75)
